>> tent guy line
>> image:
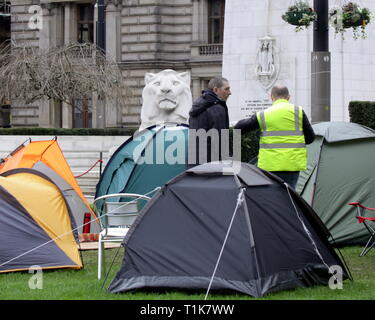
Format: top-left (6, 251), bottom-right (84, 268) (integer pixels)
top-left (285, 183), bottom-right (336, 280)
top-left (0, 186), bottom-right (161, 269)
top-left (205, 187), bottom-right (246, 300)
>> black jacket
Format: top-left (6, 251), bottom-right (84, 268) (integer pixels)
top-left (189, 89), bottom-right (229, 131)
top-left (188, 89), bottom-right (229, 167)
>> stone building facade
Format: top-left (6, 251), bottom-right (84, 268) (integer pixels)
top-left (3, 0), bottom-right (375, 128)
top-left (5, 0), bottom-right (226, 128)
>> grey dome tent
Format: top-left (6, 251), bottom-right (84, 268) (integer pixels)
top-left (296, 121), bottom-right (375, 246)
top-left (108, 162), bottom-right (349, 297)
top-left (95, 124), bottom-right (188, 212)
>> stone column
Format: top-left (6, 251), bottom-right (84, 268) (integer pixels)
top-left (105, 0), bottom-right (120, 61)
top-left (60, 3), bottom-right (78, 128)
top-left (191, 0), bottom-right (207, 43)
top-left (64, 2), bottom-right (78, 44)
top-left (62, 102), bottom-right (73, 128)
top-left (38, 3), bottom-right (64, 128)
top-left (39, 3), bottom-right (64, 49)
top-left (102, 0), bottom-right (121, 127)
top-left (191, 0), bottom-right (201, 43)
top-left (192, 77), bottom-right (201, 101)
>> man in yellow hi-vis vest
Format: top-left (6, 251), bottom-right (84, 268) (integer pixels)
top-left (234, 85), bottom-right (315, 189)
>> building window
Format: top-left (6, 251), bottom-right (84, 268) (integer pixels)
top-left (208, 0), bottom-right (225, 44)
top-left (0, 1), bottom-right (10, 16)
top-left (0, 104), bottom-right (10, 128)
top-left (77, 3), bottom-right (94, 43)
top-left (73, 97), bottom-right (92, 128)
top-left (0, 2), bottom-right (11, 47)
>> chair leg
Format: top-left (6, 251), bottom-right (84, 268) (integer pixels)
top-left (360, 222), bottom-right (375, 257)
top-left (360, 234), bottom-right (375, 256)
top-left (102, 242), bottom-right (106, 278)
top-left (98, 237), bottom-right (104, 280)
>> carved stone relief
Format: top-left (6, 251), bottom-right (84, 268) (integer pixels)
top-left (255, 35), bottom-right (279, 90)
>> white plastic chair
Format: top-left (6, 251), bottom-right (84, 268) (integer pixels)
top-left (92, 193), bottom-right (151, 280)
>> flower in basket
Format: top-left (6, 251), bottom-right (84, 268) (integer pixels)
top-left (282, 1), bottom-right (317, 32)
top-left (329, 2), bottom-right (371, 39)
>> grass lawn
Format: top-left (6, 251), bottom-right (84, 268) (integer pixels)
top-left (1, 245), bottom-right (375, 300)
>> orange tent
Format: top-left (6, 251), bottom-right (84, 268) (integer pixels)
top-left (0, 138), bottom-right (95, 219)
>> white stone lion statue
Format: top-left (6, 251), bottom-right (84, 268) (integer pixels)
top-left (139, 69), bottom-right (192, 131)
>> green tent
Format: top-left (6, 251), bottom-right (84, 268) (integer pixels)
top-left (296, 121), bottom-right (375, 246)
top-left (95, 124), bottom-right (189, 212)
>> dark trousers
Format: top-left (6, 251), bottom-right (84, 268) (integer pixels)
top-left (271, 171), bottom-right (300, 190)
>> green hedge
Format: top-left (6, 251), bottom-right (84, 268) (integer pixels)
top-left (0, 127), bottom-right (137, 136)
top-left (236, 129), bottom-right (260, 163)
top-left (349, 101), bottom-right (375, 130)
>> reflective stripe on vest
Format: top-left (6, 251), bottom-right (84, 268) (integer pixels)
top-left (259, 106), bottom-right (303, 137)
top-left (259, 143), bottom-right (306, 149)
top-left (256, 101), bottom-right (307, 171)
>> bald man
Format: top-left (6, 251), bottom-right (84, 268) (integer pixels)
top-left (234, 85), bottom-right (315, 189)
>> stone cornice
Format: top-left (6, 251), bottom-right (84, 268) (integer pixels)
top-left (117, 60), bottom-right (191, 69)
top-left (40, 0), bottom-right (94, 4)
top-left (117, 59), bottom-right (222, 70)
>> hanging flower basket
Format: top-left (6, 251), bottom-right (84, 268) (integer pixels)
top-left (282, 1), bottom-right (317, 32)
top-left (329, 2), bottom-right (371, 39)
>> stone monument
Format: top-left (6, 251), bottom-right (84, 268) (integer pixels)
top-left (222, 1), bottom-right (291, 124)
top-left (222, 0), bottom-right (375, 124)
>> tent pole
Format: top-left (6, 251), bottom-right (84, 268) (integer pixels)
top-left (232, 175), bottom-right (262, 295)
top-left (310, 138), bottom-right (326, 207)
top-left (4, 138), bottom-right (30, 158)
top-left (99, 151), bottom-right (103, 177)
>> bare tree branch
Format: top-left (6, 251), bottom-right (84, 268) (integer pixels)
top-left (0, 40), bottom-right (132, 109)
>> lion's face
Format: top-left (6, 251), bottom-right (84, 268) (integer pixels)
top-left (140, 69), bottom-right (192, 129)
top-left (143, 70), bottom-right (191, 111)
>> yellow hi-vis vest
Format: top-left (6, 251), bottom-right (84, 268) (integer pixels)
top-left (256, 99), bottom-right (307, 172)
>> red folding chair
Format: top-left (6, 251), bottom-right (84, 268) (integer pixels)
top-left (349, 202), bottom-right (375, 256)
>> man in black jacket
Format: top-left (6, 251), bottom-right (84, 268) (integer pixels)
top-left (188, 77), bottom-right (231, 167)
